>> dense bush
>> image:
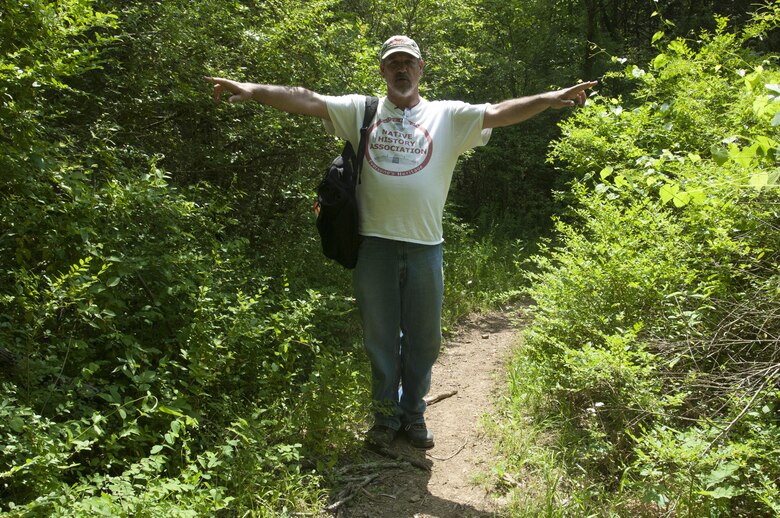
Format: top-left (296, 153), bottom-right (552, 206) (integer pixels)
top-left (504, 6), bottom-right (780, 516)
top-left (0, 1), bottom-right (370, 514)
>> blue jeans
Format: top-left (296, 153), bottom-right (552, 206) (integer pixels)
top-left (352, 236), bottom-right (444, 430)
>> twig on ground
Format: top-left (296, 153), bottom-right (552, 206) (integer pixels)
top-left (425, 389), bottom-right (458, 406)
top-left (334, 461), bottom-right (409, 476)
top-left (375, 446), bottom-right (432, 471)
top-left (427, 440), bottom-right (468, 461)
top-left (703, 373), bottom-right (774, 454)
top-left (326, 473), bottom-right (379, 512)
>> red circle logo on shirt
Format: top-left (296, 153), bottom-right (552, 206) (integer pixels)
top-left (365, 117), bottom-right (433, 176)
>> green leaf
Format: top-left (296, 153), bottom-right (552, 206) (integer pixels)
top-left (750, 172), bottom-right (769, 190)
top-left (700, 486), bottom-right (741, 499)
top-left (672, 190), bottom-right (691, 207)
top-left (8, 417), bottom-right (24, 433)
top-left (600, 166), bottom-right (614, 180)
top-left (159, 406), bottom-right (185, 417)
top-left (652, 53), bottom-right (668, 69)
top-left (729, 143), bottom-right (754, 167)
top-left (659, 183), bottom-right (679, 204)
top-left (711, 145), bottom-right (729, 166)
top-left (771, 110), bottom-right (780, 127)
top-left (754, 136), bottom-right (778, 153)
top-left (652, 31), bottom-right (665, 44)
top-left (687, 188), bottom-right (707, 204)
top-left (704, 461), bottom-right (740, 488)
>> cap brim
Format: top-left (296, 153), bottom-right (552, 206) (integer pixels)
top-left (381, 48), bottom-right (421, 60)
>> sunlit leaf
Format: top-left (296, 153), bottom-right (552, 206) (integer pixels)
top-left (687, 188), bottom-right (707, 204)
top-left (672, 190), bottom-right (690, 207)
top-left (653, 53), bottom-right (668, 69)
top-left (765, 83), bottom-right (780, 95)
top-left (750, 172), bottom-right (769, 190)
top-left (159, 406), bottom-right (185, 417)
top-left (659, 183), bottom-right (678, 204)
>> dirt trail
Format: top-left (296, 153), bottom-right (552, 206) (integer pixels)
top-left (328, 309), bottom-right (523, 517)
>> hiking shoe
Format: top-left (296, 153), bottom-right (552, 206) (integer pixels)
top-left (403, 422), bottom-right (434, 449)
top-left (366, 424), bottom-right (396, 449)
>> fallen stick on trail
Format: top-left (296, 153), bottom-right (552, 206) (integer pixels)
top-left (375, 446), bottom-right (432, 471)
top-left (427, 440), bottom-right (468, 461)
top-left (334, 461), bottom-right (409, 476)
top-left (326, 473), bottom-right (379, 512)
top-left (424, 389), bottom-right (458, 406)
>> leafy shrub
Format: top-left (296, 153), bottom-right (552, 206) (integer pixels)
top-left (443, 211), bottom-right (528, 330)
top-left (0, 1), bottom-right (371, 514)
top-left (503, 7), bottom-right (780, 515)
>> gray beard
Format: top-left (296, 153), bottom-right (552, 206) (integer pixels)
top-left (392, 80), bottom-right (413, 96)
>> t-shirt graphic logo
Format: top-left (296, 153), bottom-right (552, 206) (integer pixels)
top-left (366, 117), bottom-right (434, 176)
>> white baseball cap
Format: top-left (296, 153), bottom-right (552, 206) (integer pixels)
top-left (380, 35), bottom-right (422, 60)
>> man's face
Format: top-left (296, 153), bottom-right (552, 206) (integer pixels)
top-left (380, 52), bottom-right (424, 97)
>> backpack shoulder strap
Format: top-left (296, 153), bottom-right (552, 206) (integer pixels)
top-left (361, 96), bottom-right (379, 131)
top-left (355, 96), bottom-right (378, 184)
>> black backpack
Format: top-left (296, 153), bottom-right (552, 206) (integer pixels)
top-left (314, 96), bottom-right (378, 269)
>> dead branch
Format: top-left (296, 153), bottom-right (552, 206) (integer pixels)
top-left (334, 461), bottom-right (410, 476)
top-left (425, 390), bottom-right (458, 406)
top-left (427, 440), bottom-right (468, 461)
top-left (326, 473), bottom-right (379, 512)
top-left (703, 370), bottom-right (776, 455)
top-left (373, 446), bottom-right (432, 472)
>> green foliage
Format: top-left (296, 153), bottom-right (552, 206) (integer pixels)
top-left (0, 1), bottom-right (371, 514)
top-left (442, 211), bottom-right (528, 330)
top-left (501, 5), bottom-right (780, 516)
top-left (2, 0), bottom-right (769, 514)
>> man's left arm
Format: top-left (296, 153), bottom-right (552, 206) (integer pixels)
top-left (482, 81), bottom-right (598, 129)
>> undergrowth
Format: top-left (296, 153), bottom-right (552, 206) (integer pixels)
top-left (497, 7), bottom-right (780, 517)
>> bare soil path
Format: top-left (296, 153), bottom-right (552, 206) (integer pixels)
top-left (327, 308), bottom-right (524, 517)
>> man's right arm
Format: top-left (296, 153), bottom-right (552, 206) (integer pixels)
top-left (204, 77), bottom-right (330, 120)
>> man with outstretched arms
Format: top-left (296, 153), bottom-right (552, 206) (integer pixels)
top-left (206, 35), bottom-right (596, 450)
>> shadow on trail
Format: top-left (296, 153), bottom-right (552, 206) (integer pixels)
top-left (331, 440), bottom-right (499, 518)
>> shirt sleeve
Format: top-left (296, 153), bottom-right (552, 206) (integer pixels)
top-left (322, 94), bottom-right (364, 148)
top-left (449, 101), bottom-right (492, 154)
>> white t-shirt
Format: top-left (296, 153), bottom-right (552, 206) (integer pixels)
top-left (323, 95), bottom-right (491, 245)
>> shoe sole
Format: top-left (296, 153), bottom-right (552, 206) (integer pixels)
top-left (407, 435), bottom-right (434, 449)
